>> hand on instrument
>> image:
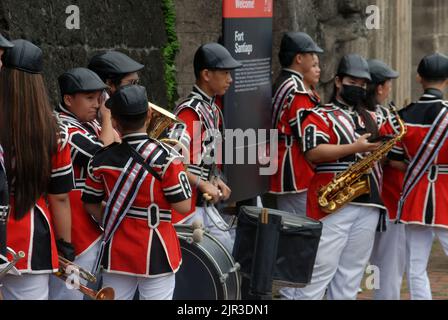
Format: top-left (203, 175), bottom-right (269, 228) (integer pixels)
top-left (198, 181), bottom-right (221, 204)
top-left (56, 239), bottom-right (76, 262)
top-left (353, 134), bottom-right (381, 153)
top-left (215, 178), bottom-right (231, 201)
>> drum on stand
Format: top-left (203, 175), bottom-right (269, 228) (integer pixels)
top-left (173, 225), bottom-right (241, 300)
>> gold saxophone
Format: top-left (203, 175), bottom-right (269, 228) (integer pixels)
top-left (318, 106), bottom-right (407, 214)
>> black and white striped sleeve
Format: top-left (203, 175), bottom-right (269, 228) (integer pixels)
top-left (162, 161), bottom-right (192, 203)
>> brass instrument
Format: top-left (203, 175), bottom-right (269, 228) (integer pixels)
top-left (147, 102), bottom-right (190, 161)
top-left (55, 272), bottom-right (115, 300)
top-left (147, 102), bottom-right (184, 142)
top-left (318, 106), bottom-right (407, 214)
top-left (146, 103), bottom-right (220, 202)
top-left (57, 255), bottom-right (97, 283)
top-left (55, 256), bottom-right (115, 300)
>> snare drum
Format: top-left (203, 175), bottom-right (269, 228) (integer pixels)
top-left (173, 225), bottom-right (241, 300)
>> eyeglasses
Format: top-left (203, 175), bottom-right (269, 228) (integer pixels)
top-left (124, 79), bottom-right (140, 86)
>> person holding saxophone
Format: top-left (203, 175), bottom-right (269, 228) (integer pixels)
top-left (293, 54), bottom-right (394, 300)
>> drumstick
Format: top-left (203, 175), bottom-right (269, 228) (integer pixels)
top-left (203, 191), bottom-right (223, 202)
top-left (203, 193), bottom-right (213, 202)
top-left (261, 208), bottom-right (268, 224)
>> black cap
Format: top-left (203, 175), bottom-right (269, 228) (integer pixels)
top-left (417, 53), bottom-right (448, 80)
top-left (368, 59), bottom-right (399, 84)
top-left (0, 33), bottom-right (14, 49)
top-left (88, 51), bottom-right (144, 81)
top-left (280, 32), bottom-right (324, 55)
top-left (106, 85), bottom-right (148, 116)
top-left (2, 39), bottom-right (43, 74)
top-left (194, 43), bottom-right (242, 75)
top-left (337, 54), bottom-right (371, 81)
top-left (58, 68), bottom-right (108, 96)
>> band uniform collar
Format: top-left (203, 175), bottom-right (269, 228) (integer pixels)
top-left (57, 103), bottom-right (78, 119)
top-left (283, 68), bottom-right (304, 80)
top-left (193, 85), bottom-right (216, 106)
top-left (421, 88), bottom-right (444, 101)
top-left (122, 132), bottom-right (149, 144)
top-left (334, 98), bottom-right (355, 112)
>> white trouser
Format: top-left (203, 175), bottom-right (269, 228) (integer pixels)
top-left (48, 240), bottom-right (101, 300)
top-left (290, 205), bottom-right (379, 300)
top-left (405, 224), bottom-right (448, 300)
top-left (180, 206), bottom-right (234, 253)
top-left (1, 274), bottom-right (50, 300)
top-left (369, 221), bottom-right (406, 300)
top-left (276, 192), bottom-right (307, 217)
top-left (277, 192), bottom-right (307, 299)
top-left (102, 272), bottom-right (175, 300)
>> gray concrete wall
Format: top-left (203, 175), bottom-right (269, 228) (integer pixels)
top-left (0, 0), bottom-right (168, 106)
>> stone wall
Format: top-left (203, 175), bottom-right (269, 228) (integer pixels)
top-left (412, 0), bottom-right (448, 99)
top-left (174, 0), bottom-right (380, 103)
top-left (174, 0), bottom-right (222, 101)
top-left (174, 0), bottom-right (447, 105)
top-left (0, 1), bottom-right (446, 108)
top-left (0, 0), bottom-right (169, 106)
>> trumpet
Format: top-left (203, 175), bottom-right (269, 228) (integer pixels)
top-left (57, 255), bottom-right (96, 283)
top-left (55, 271), bottom-right (115, 300)
top-left (55, 256), bottom-right (115, 300)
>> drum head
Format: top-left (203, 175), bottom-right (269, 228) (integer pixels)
top-left (173, 225), bottom-right (241, 300)
top-left (174, 234), bottom-right (225, 300)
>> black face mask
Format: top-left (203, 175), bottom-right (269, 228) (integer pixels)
top-left (340, 84), bottom-right (366, 107)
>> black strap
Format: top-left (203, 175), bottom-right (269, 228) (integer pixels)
top-left (123, 141), bottom-right (162, 182)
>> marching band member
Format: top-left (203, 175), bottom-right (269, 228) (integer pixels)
top-left (365, 59), bottom-right (406, 300)
top-left (273, 33), bottom-right (323, 300)
top-left (0, 32), bottom-right (14, 69)
top-left (392, 53), bottom-right (448, 300)
top-left (82, 85), bottom-right (192, 300)
top-left (168, 43), bottom-right (242, 253)
top-left (0, 32), bottom-right (13, 267)
top-left (0, 40), bottom-right (74, 300)
top-left (50, 68), bottom-right (117, 300)
top-left (270, 32), bottom-right (323, 219)
top-left (88, 50), bottom-right (144, 96)
top-left (294, 54), bottom-right (389, 300)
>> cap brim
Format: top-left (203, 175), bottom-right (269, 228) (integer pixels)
top-left (216, 56), bottom-right (243, 70)
top-left (121, 61), bottom-right (144, 74)
top-left (343, 70), bottom-right (372, 81)
top-left (386, 70), bottom-right (399, 79)
top-left (0, 34), bottom-right (14, 49)
top-left (307, 44), bottom-right (324, 54)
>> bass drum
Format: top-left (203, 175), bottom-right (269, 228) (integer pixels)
top-left (173, 225), bottom-right (241, 300)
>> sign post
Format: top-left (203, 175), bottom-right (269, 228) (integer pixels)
top-left (222, 0), bottom-right (274, 203)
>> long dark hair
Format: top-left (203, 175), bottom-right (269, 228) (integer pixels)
top-left (0, 68), bottom-right (58, 219)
